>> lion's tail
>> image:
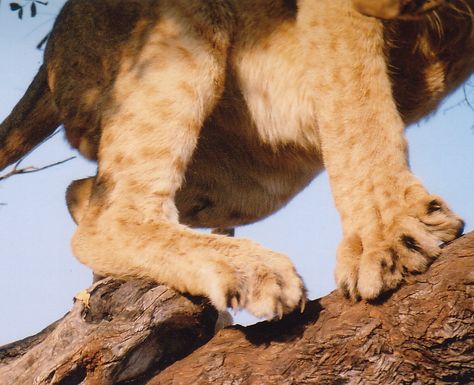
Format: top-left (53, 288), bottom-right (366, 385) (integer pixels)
top-left (0, 65), bottom-right (61, 171)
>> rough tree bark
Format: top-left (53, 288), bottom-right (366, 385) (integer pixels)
top-left (0, 280), bottom-right (218, 385)
top-left (1, 233), bottom-right (473, 385)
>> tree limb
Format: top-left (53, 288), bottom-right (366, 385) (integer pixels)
top-left (151, 233), bottom-right (474, 385)
top-left (0, 280), bottom-right (218, 385)
top-left (1, 233), bottom-right (473, 385)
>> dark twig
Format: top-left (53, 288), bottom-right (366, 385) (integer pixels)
top-left (463, 82), bottom-right (474, 112)
top-left (444, 82), bottom-right (474, 113)
top-left (0, 156), bottom-right (75, 181)
top-left (36, 32), bottom-right (49, 50)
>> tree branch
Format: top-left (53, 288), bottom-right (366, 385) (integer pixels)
top-left (149, 233), bottom-right (474, 385)
top-left (1, 233), bottom-right (473, 385)
top-left (0, 280), bottom-right (218, 385)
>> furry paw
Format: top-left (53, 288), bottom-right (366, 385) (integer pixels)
top-left (336, 194), bottom-right (464, 300)
top-left (205, 240), bottom-right (307, 319)
top-left (241, 249), bottom-right (307, 319)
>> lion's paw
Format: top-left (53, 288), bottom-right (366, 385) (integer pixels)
top-left (205, 244), bottom-right (306, 319)
top-left (242, 252), bottom-right (307, 319)
top-left (336, 194), bottom-right (464, 300)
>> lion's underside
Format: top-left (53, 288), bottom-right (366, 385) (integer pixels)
top-left (177, 105), bottom-right (325, 229)
top-left (69, 111), bottom-right (325, 230)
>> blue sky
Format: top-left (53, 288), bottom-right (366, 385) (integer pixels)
top-left (0, 1), bottom-right (473, 345)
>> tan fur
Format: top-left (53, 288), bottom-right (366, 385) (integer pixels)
top-left (1, 0), bottom-right (472, 318)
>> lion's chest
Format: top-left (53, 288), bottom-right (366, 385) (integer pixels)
top-left (230, 42), bottom-right (322, 152)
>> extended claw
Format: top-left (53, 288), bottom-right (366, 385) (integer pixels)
top-left (230, 296), bottom-right (239, 315)
top-left (300, 298), bottom-right (306, 313)
top-left (276, 303), bottom-right (284, 320)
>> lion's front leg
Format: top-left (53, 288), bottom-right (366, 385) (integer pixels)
top-left (316, 20), bottom-right (464, 301)
top-left (70, 21), bottom-right (305, 319)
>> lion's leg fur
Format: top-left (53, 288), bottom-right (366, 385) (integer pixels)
top-left (66, 177), bottom-right (235, 327)
top-left (67, 19), bottom-right (305, 319)
top-left (311, 14), bottom-right (465, 300)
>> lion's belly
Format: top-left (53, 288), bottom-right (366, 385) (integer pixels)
top-left (176, 115), bottom-right (323, 229)
top-left (176, 43), bottom-right (324, 229)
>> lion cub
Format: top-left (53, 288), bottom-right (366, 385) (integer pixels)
top-left (0, 0), bottom-right (471, 318)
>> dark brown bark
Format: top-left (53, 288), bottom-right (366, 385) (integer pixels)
top-left (1, 233), bottom-right (473, 385)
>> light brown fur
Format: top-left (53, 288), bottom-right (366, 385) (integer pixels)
top-left (1, 0), bottom-right (472, 318)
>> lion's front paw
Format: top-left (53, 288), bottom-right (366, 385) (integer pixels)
top-left (242, 251), bottom-right (307, 319)
top-left (211, 244), bottom-right (306, 319)
top-left (336, 194), bottom-right (464, 300)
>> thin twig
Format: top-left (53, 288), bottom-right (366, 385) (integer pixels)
top-left (443, 82), bottom-right (474, 113)
top-left (463, 84), bottom-right (474, 112)
top-left (36, 32), bottom-right (50, 50)
top-left (0, 156), bottom-right (76, 181)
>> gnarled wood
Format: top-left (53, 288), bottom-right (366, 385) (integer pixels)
top-left (0, 279), bottom-right (218, 385)
top-left (1, 233), bottom-right (473, 385)
top-left (150, 232), bottom-right (474, 385)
